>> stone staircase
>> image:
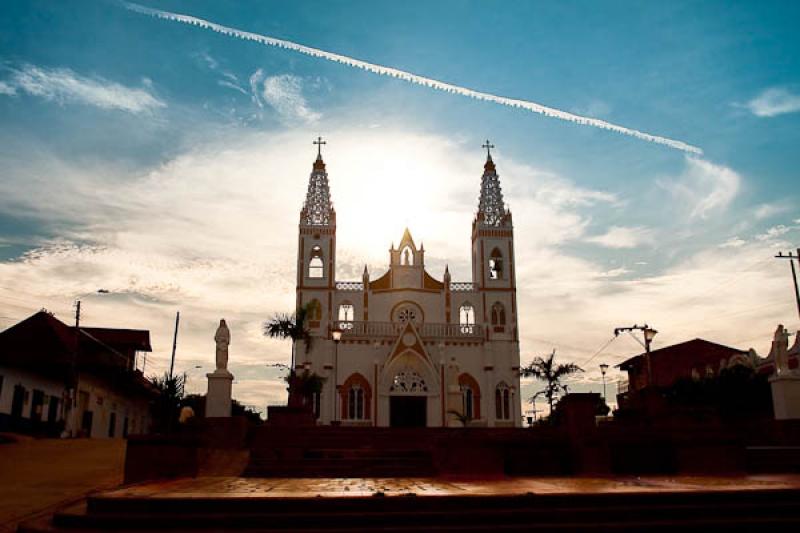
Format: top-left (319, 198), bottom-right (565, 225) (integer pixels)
top-left (244, 427), bottom-right (437, 477)
top-left (19, 487), bottom-right (800, 532)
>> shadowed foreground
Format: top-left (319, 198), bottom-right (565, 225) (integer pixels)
top-left (0, 437), bottom-right (125, 532)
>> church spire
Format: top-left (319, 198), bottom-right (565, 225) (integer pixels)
top-left (477, 139), bottom-right (508, 227)
top-left (301, 136), bottom-right (334, 226)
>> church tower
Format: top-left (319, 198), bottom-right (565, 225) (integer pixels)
top-left (471, 141), bottom-right (518, 342)
top-left (296, 137), bottom-right (336, 363)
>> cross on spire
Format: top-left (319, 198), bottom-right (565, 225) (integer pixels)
top-left (313, 136), bottom-right (326, 158)
top-left (482, 139), bottom-right (495, 159)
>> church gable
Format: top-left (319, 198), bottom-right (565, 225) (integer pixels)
top-left (386, 321), bottom-right (431, 366)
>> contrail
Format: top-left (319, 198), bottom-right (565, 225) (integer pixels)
top-left (122, 1), bottom-right (702, 155)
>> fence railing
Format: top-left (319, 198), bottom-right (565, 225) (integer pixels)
top-left (332, 320), bottom-right (484, 340)
top-left (335, 281), bottom-right (364, 291)
top-left (617, 379), bottom-right (629, 395)
top-left (450, 281), bottom-right (478, 292)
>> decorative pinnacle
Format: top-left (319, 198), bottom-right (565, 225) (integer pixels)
top-left (477, 141), bottom-right (507, 227)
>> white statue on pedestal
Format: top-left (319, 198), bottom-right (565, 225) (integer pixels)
top-left (207, 319), bottom-right (234, 417)
top-left (214, 319), bottom-right (231, 372)
top-left (770, 324), bottom-right (791, 376)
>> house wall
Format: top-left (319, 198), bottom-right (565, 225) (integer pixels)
top-left (72, 373), bottom-right (152, 438)
top-left (0, 365), bottom-right (66, 428)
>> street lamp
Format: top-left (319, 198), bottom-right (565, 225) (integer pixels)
top-left (643, 325), bottom-right (657, 386)
top-left (332, 328), bottom-right (342, 424)
top-left (599, 363), bottom-right (609, 400)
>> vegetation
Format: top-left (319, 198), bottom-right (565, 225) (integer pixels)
top-left (150, 372), bottom-right (186, 433)
top-left (521, 350), bottom-right (583, 415)
top-left (446, 409), bottom-right (473, 427)
top-left (664, 365), bottom-right (772, 419)
top-left (263, 303), bottom-right (314, 369)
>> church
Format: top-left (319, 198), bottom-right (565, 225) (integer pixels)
top-left (294, 139), bottom-right (521, 427)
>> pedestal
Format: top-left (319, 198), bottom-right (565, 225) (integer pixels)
top-left (769, 373), bottom-right (800, 420)
top-left (206, 369), bottom-right (234, 418)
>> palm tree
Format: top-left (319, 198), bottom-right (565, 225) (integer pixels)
top-left (263, 303), bottom-right (313, 370)
top-left (521, 350), bottom-right (583, 415)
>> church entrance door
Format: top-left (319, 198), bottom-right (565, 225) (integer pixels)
top-left (389, 396), bottom-right (426, 427)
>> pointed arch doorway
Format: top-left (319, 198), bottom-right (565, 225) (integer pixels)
top-left (388, 370), bottom-right (428, 427)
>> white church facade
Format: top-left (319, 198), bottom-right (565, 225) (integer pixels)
top-left (294, 140), bottom-right (521, 427)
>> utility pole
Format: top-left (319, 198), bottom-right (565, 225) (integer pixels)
top-left (68, 300), bottom-right (81, 437)
top-left (614, 324), bottom-right (658, 388)
top-left (169, 311), bottom-right (180, 380)
top-left (775, 249), bottom-right (800, 322)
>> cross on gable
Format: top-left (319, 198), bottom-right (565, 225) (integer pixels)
top-left (482, 139), bottom-right (495, 158)
top-left (313, 136), bottom-right (327, 157)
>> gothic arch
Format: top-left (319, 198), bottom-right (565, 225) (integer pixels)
top-left (340, 372), bottom-right (372, 420)
top-left (307, 299), bottom-right (322, 324)
top-left (489, 248), bottom-right (504, 280)
top-left (458, 373), bottom-right (481, 419)
top-left (495, 381), bottom-right (512, 420)
top-left (491, 301), bottom-right (506, 328)
top-left (308, 245), bottom-right (324, 278)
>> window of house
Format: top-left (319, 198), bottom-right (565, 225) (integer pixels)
top-left (489, 248), bottom-right (503, 280)
top-left (338, 303), bottom-right (354, 328)
top-left (495, 383), bottom-right (511, 420)
top-left (459, 303), bottom-right (475, 334)
top-left (312, 392), bottom-right (321, 419)
top-left (309, 245), bottom-right (324, 278)
top-left (347, 386), bottom-right (365, 420)
top-left (491, 302), bottom-right (506, 326)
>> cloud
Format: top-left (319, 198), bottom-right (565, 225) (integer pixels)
top-left (745, 87), bottom-right (800, 118)
top-left (586, 226), bottom-right (652, 249)
top-left (0, 64), bottom-right (165, 114)
top-left (756, 225), bottom-right (791, 241)
top-left (719, 236), bottom-right (746, 248)
top-left (0, 81), bottom-right (16, 95)
top-left (754, 202), bottom-right (791, 220)
top-left (262, 74), bottom-right (320, 124)
top-left (658, 156), bottom-right (741, 219)
top-left (122, 1), bottom-right (703, 155)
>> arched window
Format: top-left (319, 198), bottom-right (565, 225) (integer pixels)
top-left (338, 302), bottom-right (354, 329)
top-left (459, 303), bottom-right (475, 334)
top-left (458, 373), bottom-right (481, 420)
top-left (495, 382), bottom-right (511, 420)
top-left (340, 373), bottom-right (372, 421)
top-left (308, 245), bottom-right (324, 278)
top-left (489, 248), bottom-right (503, 280)
top-left (307, 299), bottom-right (322, 322)
top-left (347, 386), bottom-right (365, 420)
top-left (490, 302), bottom-right (506, 326)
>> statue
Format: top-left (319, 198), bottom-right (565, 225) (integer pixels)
top-left (214, 319), bottom-right (231, 371)
top-left (770, 324), bottom-right (790, 375)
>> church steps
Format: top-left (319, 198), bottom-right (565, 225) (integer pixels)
top-left (19, 492), bottom-right (800, 532)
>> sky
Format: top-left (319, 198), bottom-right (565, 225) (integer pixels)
top-left (1, 0), bottom-right (799, 416)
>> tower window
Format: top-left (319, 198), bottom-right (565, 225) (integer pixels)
top-left (491, 302), bottom-right (506, 326)
top-left (459, 303), bottom-right (475, 334)
top-left (309, 245), bottom-right (324, 278)
top-left (489, 248), bottom-right (503, 280)
top-left (401, 246), bottom-right (414, 265)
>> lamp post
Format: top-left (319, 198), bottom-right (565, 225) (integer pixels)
top-left (332, 328), bottom-right (342, 424)
top-left (599, 363), bottom-right (609, 401)
top-left (614, 324), bottom-right (658, 388)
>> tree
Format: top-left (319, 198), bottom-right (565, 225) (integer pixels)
top-left (264, 303), bottom-right (313, 370)
top-left (521, 350), bottom-right (583, 415)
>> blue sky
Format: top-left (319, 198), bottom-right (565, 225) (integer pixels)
top-left (1, 0), bottom-right (799, 412)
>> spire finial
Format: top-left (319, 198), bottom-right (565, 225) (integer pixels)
top-left (482, 139), bottom-right (495, 160)
top-left (313, 135), bottom-right (326, 159)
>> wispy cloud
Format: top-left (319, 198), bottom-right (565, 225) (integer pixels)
top-left (586, 226), bottom-right (652, 249)
top-left (756, 224), bottom-right (792, 241)
top-left (658, 157), bottom-right (741, 219)
top-left (262, 74), bottom-right (320, 124)
top-left (719, 236), bottom-right (746, 248)
top-left (745, 87), bottom-right (800, 118)
top-left (122, 1), bottom-right (702, 155)
top-left (0, 64), bottom-right (165, 114)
